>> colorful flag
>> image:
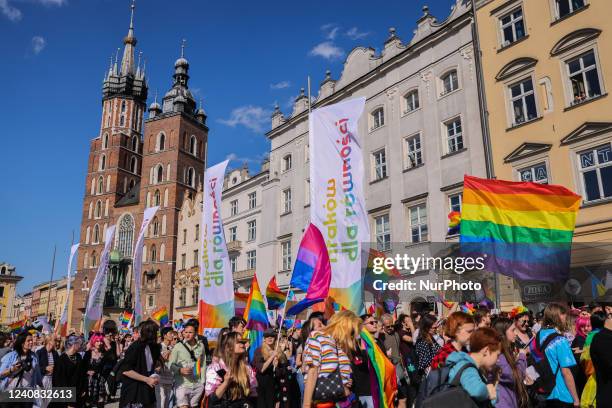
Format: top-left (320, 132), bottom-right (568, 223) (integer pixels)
top-left (133, 207), bottom-right (159, 326)
top-left (243, 274), bottom-right (269, 361)
top-left (361, 329), bottom-right (397, 408)
top-left (460, 175), bottom-right (581, 282)
top-left (364, 248), bottom-right (401, 293)
top-left (33, 317), bottom-right (52, 334)
top-left (57, 243), bottom-right (79, 337)
top-left (120, 311), bottom-right (133, 327)
top-left (234, 292), bottom-right (249, 317)
top-left (286, 224), bottom-right (332, 316)
top-left (151, 306), bottom-right (169, 327)
top-left (84, 226), bottom-right (116, 338)
top-left (198, 161), bottom-right (233, 335)
top-left (9, 320), bottom-right (25, 334)
top-left (447, 210), bottom-right (461, 236)
top-left (587, 269), bottom-right (607, 298)
top-left (265, 277), bottom-right (286, 310)
top-left (310, 97), bottom-right (369, 313)
top-left (460, 302), bottom-right (476, 315)
top-left (193, 356), bottom-right (204, 378)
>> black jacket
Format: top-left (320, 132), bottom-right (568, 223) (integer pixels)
top-left (36, 347), bottom-right (60, 378)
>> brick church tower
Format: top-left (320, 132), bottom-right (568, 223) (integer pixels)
top-left (71, 2), bottom-right (208, 330)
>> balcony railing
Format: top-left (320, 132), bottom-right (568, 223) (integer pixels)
top-left (227, 240), bottom-right (242, 253)
top-left (234, 268), bottom-right (255, 281)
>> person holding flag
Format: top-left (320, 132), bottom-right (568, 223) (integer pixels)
top-left (168, 320), bottom-right (206, 408)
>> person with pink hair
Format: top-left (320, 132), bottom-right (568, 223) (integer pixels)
top-left (84, 333), bottom-right (109, 407)
top-left (571, 314), bottom-right (592, 397)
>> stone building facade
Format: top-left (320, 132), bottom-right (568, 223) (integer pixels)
top-left (0, 263), bottom-right (23, 325)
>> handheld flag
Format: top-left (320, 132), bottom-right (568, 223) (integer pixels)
top-left (286, 224), bottom-right (331, 316)
top-left (243, 274), bottom-right (269, 361)
top-left (9, 320), bottom-right (25, 334)
top-left (265, 277), bottom-right (286, 310)
top-left (361, 329), bottom-right (397, 407)
top-left (151, 307), bottom-right (169, 327)
top-left (234, 292), bottom-right (249, 317)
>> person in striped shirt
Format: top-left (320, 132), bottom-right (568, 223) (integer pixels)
top-left (302, 310), bottom-right (361, 407)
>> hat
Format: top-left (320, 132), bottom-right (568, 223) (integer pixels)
top-left (263, 328), bottom-right (277, 338)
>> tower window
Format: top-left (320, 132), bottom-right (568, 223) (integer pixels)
top-left (95, 200), bottom-right (102, 218)
top-left (150, 245), bottom-right (157, 262)
top-left (99, 155), bottom-right (106, 171)
top-left (190, 136), bottom-right (197, 156)
top-left (131, 136), bottom-right (138, 152)
top-left (157, 133), bottom-right (166, 152)
top-left (156, 165), bottom-right (163, 184)
top-left (97, 177), bottom-right (104, 195)
top-left (187, 167), bottom-right (195, 188)
top-left (130, 157), bottom-right (137, 174)
top-left (154, 190), bottom-right (161, 206)
top-left (93, 224), bottom-right (100, 243)
top-left (120, 101), bottom-right (126, 127)
top-left (152, 217), bottom-right (159, 237)
top-left (102, 133), bottom-right (109, 149)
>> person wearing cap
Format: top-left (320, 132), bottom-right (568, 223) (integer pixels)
top-left (253, 329), bottom-right (279, 407)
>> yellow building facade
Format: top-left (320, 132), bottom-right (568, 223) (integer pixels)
top-left (0, 263), bottom-right (23, 325)
top-left (475, 0), bottom-right (612, 238)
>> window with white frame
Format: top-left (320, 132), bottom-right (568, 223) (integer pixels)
top-left (518, 162), bottom-right (549, 183)
top-left (179, 288), bottom-right (186, 307)
top-left (247, 220), bottom-right (256, 241)
top-left (445, 118), bottom-right (464, 153)
top-left (195, 224), bottom-right (199, 241)
top-left (566, 51), bottom-right (602, 105)
top-left (374, 214), bottom-right (391, 251)
top-left (282, 188), bottom-right (292, 214)
top-left (509, 77), bottom-right (538, 125)
top-left (147, 294), bottom-right (155, 308)
top-left (181, 253), bottom-right (186, 270)
top-left (554, 0), bottom-right (586, 20)
top-left (578, 143), bottom-right (612, 202)
top-left (228, 226), bottom-right (237, 242)
top-left (449, 193), bottom-right (463, 213)
top-left (500, 7), bottom-right (525, 47)
top-left (182, 229), bottom-right (187, 244)
top-left (373, 149), bottom-right (387, 180)
top-left (248, 192), bottom-right (257, 209)
top-left (281, 240), bottom-right (292, 271)
top-left (371, 107), bottom-right (384, 130)
top-left (193, 249), bottom-right (199, 267)
top-left (192, 285), bottom-right (199, 305)
top-left (282, 154), bottom-right (292, 172)
top-left (409, 203), bottom-right (428, 243)
top-left (230, 200), bottom-right (238, 216)
top-left (230, 256), bottom-right (237, 273)
top-left (405, 134), bottom-right (423, 169)
top-left (247, 250), bottom-right (256, 270)
top-left (441, 70), bottom-right (459, 95)
top-left (403, 89), bottom-right (420, 113)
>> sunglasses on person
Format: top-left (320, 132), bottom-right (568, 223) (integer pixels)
top-left (237, 339), bottom-right (248, 345)
top-left (365, 320), bottom-right (377, 326)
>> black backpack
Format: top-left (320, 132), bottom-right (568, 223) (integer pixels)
top-left (415, 362), bottom-right (481, 408)
top-left (106, 358), bottom-right (125, 397)
top-left (528, 331), bottom-right (563, 401)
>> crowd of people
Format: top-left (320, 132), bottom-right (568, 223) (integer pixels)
top-left (0, 302), bottom-right (610, 408)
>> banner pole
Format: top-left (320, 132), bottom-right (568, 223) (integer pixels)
top-left (275, 283), bottom-right (292, 350)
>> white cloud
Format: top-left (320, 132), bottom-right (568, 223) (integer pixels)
top-left (218, 105), bottom-right (272, 133)
top-left (346, 27), bottom-right (369, 40)
top-left (37, 0), bottom-right (67, 5)
top-left (31, 36), bottom-right (46, 54)
top-left (225, 153), bottom-right (262, 164)
top-left (321, 23), bottom-right (340, 40)
top-left (0, 0), bottom-right (22, 21)
top-left (270, 81), bottom-right (291, 90)
top-left (309, 41), bottom-right (344, 61)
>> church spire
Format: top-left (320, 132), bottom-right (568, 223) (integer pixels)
top-left (120, 0), bottom-right (137, 76)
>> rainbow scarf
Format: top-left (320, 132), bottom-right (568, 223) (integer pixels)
top-left (460, 175), bottom-right (581, 282)
top-left (151, 307), bottom-right (169, 327)
top-left (447, 210), bottom-right (461, 235)
top-left (244, 275), bottom-right (269, 361)
top-left (361, 329), bottom-right (397, 408)
top-left (9, 320), bottom-right (25, 334)
top-left (265, 277), bottom-right (286, 310)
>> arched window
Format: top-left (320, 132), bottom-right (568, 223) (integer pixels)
top-left (157, 133), bottom-right (166, 152)
top-left (154, 190), bottom-right (161, 206)
top-left (99, 155), bottom-right (106, 171)
top-left (187, 167), bottom-right (195, 188)
top-left (116, 214), bottom-right (135, 257)
top-left (120, 101), bottom-right (126, 127)
top-left (156, 165), bottom-right (163, 183)
top-left (190, 136), bottom-right (197, 156)
top-left (441, 69), bottom-right (459, 95)
top-left (403, 89), bottom-right (420, 113)
top-left (152, 217), bottom-right (159, 236)
top-left (91, 251), bottom-right (97, 267)
top-left (95, 200), bottom-right (102, 218)
top-left (370, 107), bottom-right (384, 130)
top-left (129, 179), bottom-right (135, 190)
top-left (131, 136), bottom-right (138, 152)
top-left (102, 133), bottom-right (109, 149)
top-left (130, 157), bottom-right (137, 173)
top-left (150, 245), bottom-right (157, 262)
top-left (93, 224), bottom-right (100, 243)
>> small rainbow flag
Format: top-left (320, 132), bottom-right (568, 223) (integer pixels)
top-left (193, 356), bottom-right (203, 378)
top-left (244, 275), bottom-right (269, 361)
top-left (460, 302), bottom-right (475, 315)
top-left (120, 311), bottom-right (133, 327)
top-left (234, 292), bottom-right (249, 317)
top-left (265, 277), bottom-right (286, 310)
top-left (361, 329), bottom-right (397, 408)
top-left (9, 320), bottom-right (25, 334)
top-left (460, 175), bottom-right (581, 282)
top-left (151, 307), bottom-right (169, 327)
top-left (447, 210), bottom-right (461, 236)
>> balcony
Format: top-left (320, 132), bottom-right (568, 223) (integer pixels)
top-left (227, 240), bottom-right (242, 253)
top-left (234, 268), bottom-right (255, 281)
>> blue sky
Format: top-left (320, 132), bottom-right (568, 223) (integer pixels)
top-left (0, 0), bottom-right (457, 293)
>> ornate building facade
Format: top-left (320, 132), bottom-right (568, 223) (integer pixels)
top-left (0, 263), bottom-right (23, 325)
top-left (71, 4), bottom-right (208, 330)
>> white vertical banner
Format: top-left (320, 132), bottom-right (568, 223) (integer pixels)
top-left (57, 243), bottom-right (79, 336)
top-left (198, 160), bottom-right (233, 335)
top-left (84, 225), bottom-right (116, 337)
top-left (132, 206), bottom-right (159, 325)
top-left (309, 97), bottom-right (369, 313)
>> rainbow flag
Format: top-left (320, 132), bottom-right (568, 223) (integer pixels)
top-left (460, 302), bottom-right (475, 315)
top-left (234, 292), bottom-right (249, 317)
top-left (151, 307), bottom-right (169, 327)
top-left (9, 320), bottom-right (25, 334)
top-left (364, 248), bottom-right (401, 293)
top-left (447, 211), bottom-right (461, 236)
top-left (361, 329), bottom-right (397, 408)
top-left (286, 224), bottom-right (332, 316)
top-left (244, 275), bottom-right (269, 361)
top-left (120, 311), bottom-right (133, 327)
top-left (193, 356), bottom-right (204, 378)
top-left (460, 175), bottom-right (581, 282)
top-left (265, 277), bottom-right (286, 310)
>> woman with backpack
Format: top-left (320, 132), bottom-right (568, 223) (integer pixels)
top-left (445, 327), bottom-right (502, 407)
top-left (302, 310), bottom-right (360, 408)
top-left (528, 303), bottom-right (579, 408)
top-left (491, 317), bottom-right (530, 408)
